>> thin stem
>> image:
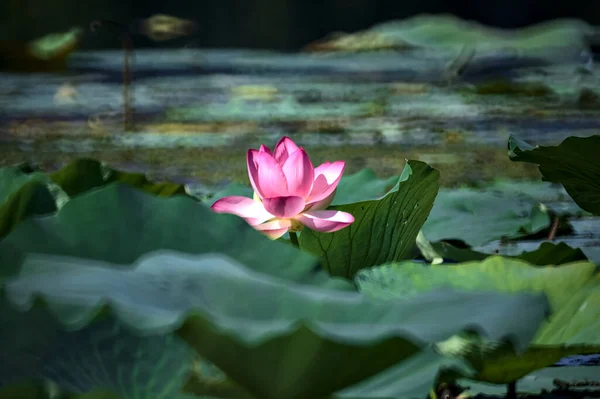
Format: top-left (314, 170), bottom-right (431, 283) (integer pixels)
top-left (90, 19), bottom-right (135, 131)
top-left (507, 381), bottom-right (517, 399)
top-left (548, 216), bottom-right (559, 241)
top-left (289, 231), bottom-right (300, 248)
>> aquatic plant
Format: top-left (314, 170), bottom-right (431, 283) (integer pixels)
top-left (0, 135), bottom-right (598, 399)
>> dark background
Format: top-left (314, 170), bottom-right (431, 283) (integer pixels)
top-left (2, 0), bottom-right (600, 50)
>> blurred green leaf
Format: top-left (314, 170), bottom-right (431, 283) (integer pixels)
top-left (422, 188), bottom-right (551, 247)
top-left (508, 135), bottom-right (600, 216)
top-left (356, 256), bottom-right (600, 383)
top-left (430, 241), bottom-right (588, 265)
top-left (50, 158), bottom-right (189, 197)
top-left (331, 168), bottom-right (399, 205)
top-left (0, 183), bottom-right (333, 287)
top-left (4, 250), bottom-right (549, 399)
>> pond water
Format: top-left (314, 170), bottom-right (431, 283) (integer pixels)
top-left (1, 48), bottom-right (599, 186)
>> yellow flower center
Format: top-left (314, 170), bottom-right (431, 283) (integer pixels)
top-left (289, 219), bottom-right (304, 233)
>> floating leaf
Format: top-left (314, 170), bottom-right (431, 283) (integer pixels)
top-left (3, 251), bottom-right (549, 399)
top-left (484, 180), bottom-right (586, 216)
top-left (334, 349), bottom-right (473, 399)
top-left (430, 241), bottom-right (588, 265)
top-left (355, 257), bottom-right (600, 383)
top-left (508, 135), bottom-right (600, 216)
top-left (299, 160), bottom-right (440, 278)
top-left (459, 366), bottom-right (600, 396)
top-left (307, 14), bottom-right (595, 56)
top-left (422, 188), bottom-right (551, 247)
top-left (517, 242), bottom-right (588, 265)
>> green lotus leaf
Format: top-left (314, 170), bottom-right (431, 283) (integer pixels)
top-left (201, 182), bottom-right (253, 203)
top-left (0, 303), bottom-right (195, 399)
top-left (333, 349), bottom-right (473, 399)
top-left (484, 180), bottom-right (587, 216)
top-left (0, 164), bottom-right (51, 206)
top-left (3, 251), bottom-right (549, 399)
top-left (508, 135), bottom-right (600, 216)
top-left (299, 160), bottom-right (440, 278)
top-left (0, 385), bottom-right (203, 399)
top-left (50, 158), bottom-right (189, 198)
top-left (331, 168), bottom-right (399, 205)
top-left (355, 256), bottom-right (600, 383)
top-left (0, 183), bottom-right (339, 288)
top-left (371, 16), bottom-right (594, 54)
top-left (0, 383), bottom-right (47, 399)
top-left (0, 164), bottom-right (67, 239)
top-left (0, 159), bottom-right (191, 241)
top-left (0, 181), bottom-right (65, 240)
top-left (422, 188), bottom-right (551, 247)
top-left (430, 241), bottom-right (588, 265)
top-left (459, 366), bottom-right (600, 396)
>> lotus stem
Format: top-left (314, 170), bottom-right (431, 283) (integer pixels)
top-left (507, 381), bottom-right (517, 399)
top-left (289, 231), bottom-right (300, 248)
top-left (90, 19), bottom-right (135, 131)
top-left (548, 216), bottom-right (559, 241)
top-left (444, 44), bottom-right (476, 85)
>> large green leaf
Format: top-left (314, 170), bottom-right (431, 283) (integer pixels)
top-left (333, 349), bottom-right (473, 399)
top-left (430, 241), bottom-right (588, 265)
top-left (459, 366), bottom-right (600, 396)
top-left (0, 304), bottom-right (195, 399)
top-left (0, 181), bottom-right (62, 239)
top-left (0, 164), bottom-right (67, 239)
top-left (355, 257), bottom-right (600, 383)
top-left (3, 251), bottom-right (549, 399)
top-left (508, 135), bottom-right (600, 216)
top-left (50, 158), bottom-right (189, 198)
top-left (0, 183), bottom-right (335, 287)
top-left (0, 159), bottom-right (189, 241)
top-left (331, 168), bottom-right (399, 205)
top-left (484, 180), bottom-right (587, 216)
top-left (299, 160), bottom-right (440, 278)
top-left (0, 383), bottom-right (47, 399)
top-left (422, 188), bottom-right (551, 247)
top-left (0, 164), bottom-right (50, 206)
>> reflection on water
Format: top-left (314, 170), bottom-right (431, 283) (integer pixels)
top-left (1, 49), bottom-right (599, 187)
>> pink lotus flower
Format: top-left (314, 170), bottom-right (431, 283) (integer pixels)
top-left (211, 136), bottom-right (355, 240)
